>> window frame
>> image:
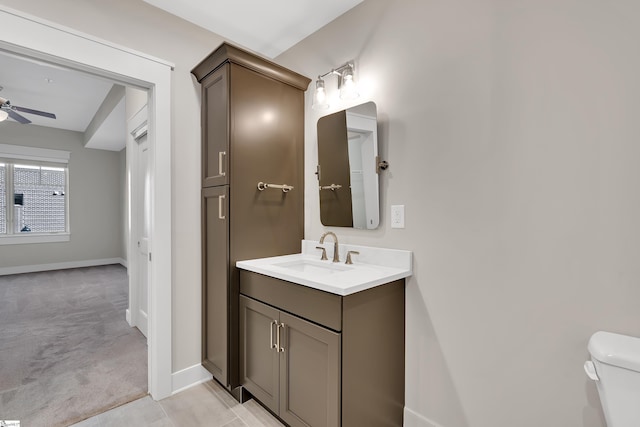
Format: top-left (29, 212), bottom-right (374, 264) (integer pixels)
top-left (0, 144), bottom-right (71, 245)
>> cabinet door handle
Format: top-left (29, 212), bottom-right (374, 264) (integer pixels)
top-left (218, 195), bottom-right (225, 220)
top-left (270, 320), bottom-right (278, 350)
top-left (218, 151), bottom-right (226, 177)
top-left (277, 323), bottom-right (286, 353)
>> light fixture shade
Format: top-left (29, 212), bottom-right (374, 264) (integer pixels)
top-left (0, 110), bottom-right (8, 122)
top-left (312, 78), bottom-right (330, 110)
top-left (339, 65), bottom-right (359, 100)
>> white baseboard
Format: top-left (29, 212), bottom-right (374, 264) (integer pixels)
top-left (172, 364), bottom-right (213, 395)
top-left (126, 308), bottom-right (132, 326)
top-left (119, 257), bottom-right (128, 268)
top-left (0, 258), bottom-right (126, 276)
top-left (404, 407), bottom-right (444, 427)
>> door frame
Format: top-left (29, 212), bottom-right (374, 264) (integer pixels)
top-left (1, 6), bottom-right (174, 400)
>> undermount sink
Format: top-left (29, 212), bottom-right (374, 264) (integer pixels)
top-left (273, 259), bottom-right (352, 275)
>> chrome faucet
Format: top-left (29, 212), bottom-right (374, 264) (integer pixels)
top-left (319, 231), bottom-right (340, 263)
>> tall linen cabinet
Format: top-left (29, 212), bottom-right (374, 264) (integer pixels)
top-left (192, 43), bottom-right (310, 390)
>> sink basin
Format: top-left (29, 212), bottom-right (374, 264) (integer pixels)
top-left (274, 259), bottom-right (351, 275)
top-left (236, 242), bottom-right (412, 296)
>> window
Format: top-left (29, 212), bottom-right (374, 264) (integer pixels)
top-left (0, 144), bottom-right (70, 245)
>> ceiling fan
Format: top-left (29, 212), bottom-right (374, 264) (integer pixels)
top-left (0, 95), bottom-right (57, 124)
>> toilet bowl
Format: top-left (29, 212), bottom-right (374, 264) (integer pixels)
top-left (585, 331), bottom-right (640, 427)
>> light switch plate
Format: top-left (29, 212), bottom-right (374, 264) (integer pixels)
top-left (391, 205), bottom-right (405, 229)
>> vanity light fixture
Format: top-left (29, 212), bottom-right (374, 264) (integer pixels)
top-left (339, 64), bottom-right (358, 100)
top-left (312, 61), bottom-right (359, 110)
top-left (312, 78), bottom-right (329, 110)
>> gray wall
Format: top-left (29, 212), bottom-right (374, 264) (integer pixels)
top-left (276, 1), bottom-right (640, 426)
top-left (0, 122), bottom-right (123, 267)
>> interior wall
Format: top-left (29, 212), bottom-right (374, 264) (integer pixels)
top-left (0, 0), bottom-right (226, 372)
top-left (277, 1), bottom-right (640, 426)
top-left (0, 122), bottom-right (123, 267)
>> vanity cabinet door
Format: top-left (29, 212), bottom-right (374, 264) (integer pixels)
top-left (279, 312), bottom-right (341, 427)
top-left (202, 186), bottom-right (229, 384)
top-left (239, 296), bottom-right (280, 414)
top-left (201, 64), bottom-right (229, 188)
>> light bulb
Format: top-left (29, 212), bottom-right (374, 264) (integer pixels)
top-left (339, 66), bottom-right (359, 100)
top-left (312, 79), bottom-right (330, 110)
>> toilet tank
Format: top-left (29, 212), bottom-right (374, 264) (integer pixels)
top-left (587, 331), bottom-right (640, 427)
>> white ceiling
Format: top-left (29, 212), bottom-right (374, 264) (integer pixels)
top-left (143, 0), bottom-right (363, 58)
top-left (0, 1), bottom-right (363, 145)
top-left (0, 51), bottom-right (113, 132)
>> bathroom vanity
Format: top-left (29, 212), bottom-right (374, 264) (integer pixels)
top-left (237, 241), bottom-right (412, 427)
top-left (192, 41), bottom-right (409, 427)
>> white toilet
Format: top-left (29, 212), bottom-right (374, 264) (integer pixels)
top-left (585, 331), bottom-right (640, 427)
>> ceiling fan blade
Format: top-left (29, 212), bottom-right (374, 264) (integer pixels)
top-left (13, 105), bottom-right (56, 119)
top-left (7, 110), bottom-right (32, 124)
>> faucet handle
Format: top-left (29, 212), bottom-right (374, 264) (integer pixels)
top-left (315, 246), bottom-right (328, 261)
top-left (345, 250), bottom-right (360, 265)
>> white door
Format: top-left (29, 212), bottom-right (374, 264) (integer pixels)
top-left (130, 106), bottom-right (150, 338)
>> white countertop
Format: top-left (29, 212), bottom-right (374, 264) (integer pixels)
top-left (236, 240), bottom-right (412, 296)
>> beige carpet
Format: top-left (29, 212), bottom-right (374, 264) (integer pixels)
top-left (0, 265), bottom-right (148, 427)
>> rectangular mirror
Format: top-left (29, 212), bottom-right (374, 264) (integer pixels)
top-left (316, 101), bottom-right (379, 229)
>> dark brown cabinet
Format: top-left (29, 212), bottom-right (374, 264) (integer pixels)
top-left (201, 65), bottom-right (229, 188)
top-left (240, 295), bottom-right (341, 427)
top-left (239, 271), bottom-right (405, 427)
top-left (238, 295), bottom-right (280, 411)
top-left (193, 43), bottom-right (310, 389)
top-left (202, 186), bottom-right (229, 380)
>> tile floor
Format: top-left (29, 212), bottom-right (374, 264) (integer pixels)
top-left (71, 380), bottom-right (284, 427)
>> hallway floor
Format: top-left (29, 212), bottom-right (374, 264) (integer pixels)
top-left (71, 380), bottom-right (284, 427)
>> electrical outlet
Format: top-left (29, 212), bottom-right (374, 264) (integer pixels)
top-left (391, 205), bottom-right (405, 229)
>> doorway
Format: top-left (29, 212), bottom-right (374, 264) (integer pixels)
top-left (1, 6), bottom-right (174, 400)
top-left (129, 105), bottom-right (150, 338)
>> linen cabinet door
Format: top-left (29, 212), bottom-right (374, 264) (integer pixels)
top-left (201, 64), bottom-right (229, 187)
top-left (202, 186), bottom-right (229, 384)
top-left (239, 296), bottom-right (280, 414)
top-left (278, 312), bottom-right (341, 427)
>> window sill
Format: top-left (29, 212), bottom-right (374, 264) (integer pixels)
top-left (0, 233), bottom-right (70, 245)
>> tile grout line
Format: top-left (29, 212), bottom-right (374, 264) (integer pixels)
top-left (206, 382), bottom-right (258, 426)
top-left (221, 417), bottom-right (249, 427)
top-left (156, 397), bottom-right (177, 426)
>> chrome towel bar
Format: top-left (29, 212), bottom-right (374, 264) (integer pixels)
top-left (257, 182), bottom-right (294, 193)
top-left (319, 184), bottom-right (342, 191)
